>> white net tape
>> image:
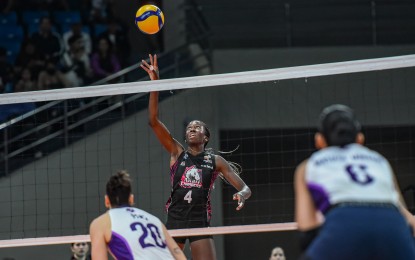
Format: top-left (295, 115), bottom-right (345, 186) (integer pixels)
top-left (0, 223), bottom-right (296, 248)
top-left (0, 54), bottom-right (414, 105)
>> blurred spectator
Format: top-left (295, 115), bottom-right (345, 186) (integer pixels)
top-left (98, 18), bottom-right (130, 66)
top-left (14, 68), bottom-right (37, 92)
top-left (38, 59), bottom-right (69, 89)
top-left (88, 0), bottom-right (113, 23)
top-left (15, 40), bottom-right (45, 79)
top-left (70, 242), bottom-right (91, 260)
top-left (61, 34), bottom-right (92, 87)
top-left (269, 246), bottom-right (286, 260)
top-left (0, 0), bottom-right (16, 13)
top-left (30, 16), bottom-right (64, 62)
top-left (90, 37), bottom-right (121, 81)
top-left (63, 22), bottom-right (92, 54)
top-left (0, 47), bottom-right (15, 93)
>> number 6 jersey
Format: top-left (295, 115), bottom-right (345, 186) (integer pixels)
top-left (108, 207), bottom-right (174, 260)
top-left (305, 143), bottom-right (400, 214)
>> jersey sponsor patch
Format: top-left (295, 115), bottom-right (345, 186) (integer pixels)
top-left (180, 165), bottom-right (202, 188)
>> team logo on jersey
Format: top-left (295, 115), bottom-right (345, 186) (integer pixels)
top-left (180, 161), bottom-right (185, 166)
top-left (180, 165), bottom-right (202, 188)
top-left (203, 155), bottom-right (212, 164)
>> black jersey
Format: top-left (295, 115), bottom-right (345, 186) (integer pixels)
top-left (166, 151), bottom-right (219, 224)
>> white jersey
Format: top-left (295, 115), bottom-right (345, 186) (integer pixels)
top-left (108, 207), bottom-right (174, 260)
top-left (305, 144), bottom-right (400, 213)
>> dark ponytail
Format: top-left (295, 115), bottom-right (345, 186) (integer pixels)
top-left (318, 104), bottom-right (361, 147)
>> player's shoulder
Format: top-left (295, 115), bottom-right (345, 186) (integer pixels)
top-left (90, 212), bottom-right (110, 232)
top-left (130, 207), bottom-right (162, 222)
top-left (294, 159), bottom-right (309, 180)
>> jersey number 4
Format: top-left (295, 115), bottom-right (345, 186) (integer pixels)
top-left (130, 222), bottom-right (167, 249)
top-left (184, 190), bottom-right (192, 203)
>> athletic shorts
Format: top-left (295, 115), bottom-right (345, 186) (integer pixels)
top-left (166, 216), bottom-right (213, 244)
top-left (305, 205), bottom-right (415, 260)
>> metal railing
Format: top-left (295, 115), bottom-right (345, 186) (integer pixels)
top-left (0, 0), bottom-right (212, 176)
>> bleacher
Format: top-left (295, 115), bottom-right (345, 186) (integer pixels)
top-left (0, 9), bottom-right (110, 64)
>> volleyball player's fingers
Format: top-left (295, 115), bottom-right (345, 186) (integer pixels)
top-left (141, 61), bottom-right (159, 80)
top-left (154, 54), bottom-right (158, 69)
top-left (149, 54), bottom-right (154, 66)
top-left (141, 59), bottom-right (151, 69)
top-left (140, 63), bottom-right (150, 73)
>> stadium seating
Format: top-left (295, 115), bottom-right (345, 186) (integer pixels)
top-left (52, 11), bottom-right (81, 25)
top-left (0, 12), bottom-right (18, 24)
top-left (0, 24), bottom-right (24, 40)
top-left (21, 10), bottom-right (49, 25)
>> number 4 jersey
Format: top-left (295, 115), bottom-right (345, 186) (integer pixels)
top-left (166, 151), bottom-right (219, 226)
top-left (305, 143), bottom-right (400, 214)
top-left (108, 207), bottom-right (174, 260)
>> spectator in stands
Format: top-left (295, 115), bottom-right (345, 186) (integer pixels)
top-left (38, 59), bottom-right (69, 89)
top-left (70, 242), bottom-right (91, 260)
top-left (98, 18), bottom-right (130, 66)
top-left (61, 34), bottom-right (92, 87)
top-left (14, 68), bottom-right (37, 92)
top-left (90, 37), bottom-right (121, 81)
top-left (63, 22), bottom-right (92, 54)
top-left (0, 47), bottom-right (15, 93)
top-left (269, 246), bottom-right (286, 260)
top-left (89, 0), bottom-right (113, 23)
top-left (30, 17), bottom-right (64, 62)
top-left (15, 40), bottom-right (45, 79)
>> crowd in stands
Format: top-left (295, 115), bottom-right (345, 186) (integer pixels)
top-left (0, 0), bottom-right (131, 95)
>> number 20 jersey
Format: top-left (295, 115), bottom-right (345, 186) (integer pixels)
top-left (305, 143), bottom-right (400, 214)
top-left (108, 207), bottom-right (174, 260)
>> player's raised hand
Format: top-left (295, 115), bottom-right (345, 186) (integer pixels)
top-left (141, 54), bottom-right (160, 80)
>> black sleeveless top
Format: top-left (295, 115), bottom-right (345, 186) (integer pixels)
top-left (166, 151), bottom-right (219, 223)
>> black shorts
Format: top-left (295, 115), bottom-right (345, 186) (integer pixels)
top-left (166, 216), bottom-right (213, 244)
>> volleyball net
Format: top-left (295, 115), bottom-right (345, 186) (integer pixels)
top-left (0, 54), bottom-right (415, 258)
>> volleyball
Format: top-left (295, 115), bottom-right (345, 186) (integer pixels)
top-left (135, 5), bottom-right (165, 35)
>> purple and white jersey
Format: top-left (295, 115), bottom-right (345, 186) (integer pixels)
top-left (305, 143), bottom-right (400, 214)
top-left (108, 207), bottom-right (174, 260)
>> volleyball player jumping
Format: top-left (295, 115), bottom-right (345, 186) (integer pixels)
top-left (141, 54), bottom-right (252, 260)
top-left (89, 171), bottom-right (186, 260)
top-left (295, 104), bottom-right (415, 260)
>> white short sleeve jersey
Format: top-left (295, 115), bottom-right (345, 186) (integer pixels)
top-left (108, 207), bottom-right (174, 260)
top-left (305, 144), bottom-right (400, 213)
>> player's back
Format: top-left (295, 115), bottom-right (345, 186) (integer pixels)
top-left (305, 143), bottom-right (399, 213)
top-left (108, 207), bottom-right (174, 260)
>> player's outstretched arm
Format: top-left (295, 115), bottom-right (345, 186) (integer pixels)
top-left (141, 54), bottom-right (184, 162)
top-left (162, 224), bottom-right (186, 260)
top-left (216, 155), bottom-right (251, 210)
top-left (89, 215), bottom-right (109, 260)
